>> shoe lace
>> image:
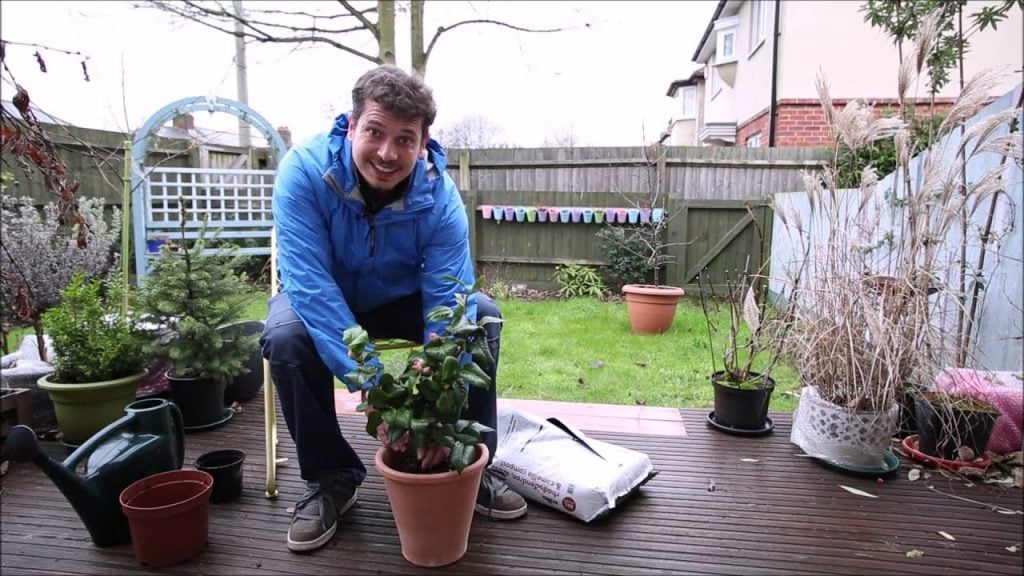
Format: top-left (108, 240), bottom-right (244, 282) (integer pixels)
top-left (294, 486), bottom-right (333, 520)
top-left (480, 471), bottom-right (510, 511)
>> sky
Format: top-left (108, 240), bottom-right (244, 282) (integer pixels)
top-left (0, 0), bottom-right (717, 148)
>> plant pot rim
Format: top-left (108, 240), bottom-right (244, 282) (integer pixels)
top-left (622, 284), bottom-right (685, 297)
top-left (38, 370), bottom-right (148, 391)
top-left (374, 444), bottom-right (489, 485)
top-left (195, 448), bottom-right (246, 468)
top-left (711, 370), bottom-right (776, 389)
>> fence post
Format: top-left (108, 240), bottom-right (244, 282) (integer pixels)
top-left (458, 151), bottom-right (479, 269)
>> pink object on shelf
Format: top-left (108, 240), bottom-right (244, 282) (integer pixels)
top-left (932, 368), bottom-right (1023, 455)
top-left (480, 205), bottom-right (493, 219)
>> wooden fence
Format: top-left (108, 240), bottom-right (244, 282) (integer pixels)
top-left (446, 146), bottom-right (828, 292)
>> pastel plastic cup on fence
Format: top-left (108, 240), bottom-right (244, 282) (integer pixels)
top-left (514, 207), bottom-right (527, 222)
top-left (571, 208), bottom-right (582, 223)
top-left (559, 208), bottom-right (571, 223)
top-left (640, 208), bottom-right (651, 224)
top-left (627, 208), bottom-right (640, 224)
top-left (480, 205), bottom-right (493, 219)
top-left (494, 206), bottom-right (505, 221)
top-left (525, 207), bottom-right (537, 222)
top-left (537, 207), bottom-right (549, 222)
top-left (652, 208), bottom-right (665, 223)
top-left (604, 210), bottom-right (616, 224)
top-left (616, 208), bottom-right (628, 223)
top-left (582, 208), bottom-right (594, 223)
top-left (594, 208), bottom-right (605, 224)
top-left (548, 207), bottom-right (560, 223)
top-left (504, 207), bottom-right (515, 221)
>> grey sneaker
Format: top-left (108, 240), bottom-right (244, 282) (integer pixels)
top-left (287, 478), bottom-right (358, 553)
top-left (475, 469), bottom-right (527, 520)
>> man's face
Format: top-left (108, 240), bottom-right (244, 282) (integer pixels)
top-left (348, 101), bottom-right (428, 192)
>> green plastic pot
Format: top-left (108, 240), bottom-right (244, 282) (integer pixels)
top-left (38, 371), bottom-right (147, 445)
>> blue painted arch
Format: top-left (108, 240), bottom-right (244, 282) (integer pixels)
top-left (130, 95), bottom-right (287, 283)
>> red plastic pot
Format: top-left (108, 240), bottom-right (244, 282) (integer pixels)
top-left (119, 469), bottom-right (213, 567)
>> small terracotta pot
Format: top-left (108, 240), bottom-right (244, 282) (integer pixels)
top-left (120, 469), bottom-right (213, 568)
top-left (376, 444), bottom-right (488, 567)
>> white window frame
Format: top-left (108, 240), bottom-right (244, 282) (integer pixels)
top-left (680, 86), bottom-right (697, 119)
top-left (716, 28), bottom-right (737, 64)
top-left (749, 0), bottom-right (767, 55)
top-left (746, 132), bottom-right (762, 148)
top-left (710, 66), bottom-right (721, 98)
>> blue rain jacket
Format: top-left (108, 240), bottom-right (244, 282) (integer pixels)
top-left (272, 113), bottom-right (476, 391)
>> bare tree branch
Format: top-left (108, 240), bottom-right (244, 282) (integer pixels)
top-left (338, 0), bottom-right (379, 39)
top-left (145, 1), bottom-right (380, 64)
top-left (424, 18), bottom-right (569, 65)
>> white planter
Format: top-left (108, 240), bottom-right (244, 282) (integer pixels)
top-left (790, 385), bottom-right (898, 469)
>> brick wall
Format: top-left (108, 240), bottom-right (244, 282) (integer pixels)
top-left (736, 109), bottom-right (769, 148)
top-left (737, 98), bottom-right (956, 148)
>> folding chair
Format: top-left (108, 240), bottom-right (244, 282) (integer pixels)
top-left (263, 229), bottom-right (418, 498)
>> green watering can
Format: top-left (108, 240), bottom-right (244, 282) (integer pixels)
top-left (4, 398), bottom-right (185, 546)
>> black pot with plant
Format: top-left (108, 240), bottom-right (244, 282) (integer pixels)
top-left (698, 263), bottom-right (792, 436)
top-left (138, 207), bottom-right (259, 431)
top-left (913, 391), bottom-right (1000, 461)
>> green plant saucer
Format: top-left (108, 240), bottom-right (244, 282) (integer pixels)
top-left (184, 408), bottom-right (234, 433)
top-left (813, 450), bottom-right (900, 478)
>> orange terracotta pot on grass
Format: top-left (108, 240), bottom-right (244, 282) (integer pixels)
top-left (375, 443), bottom-right (488, 567)
top-left (622, 284), bottom-right (686, 334)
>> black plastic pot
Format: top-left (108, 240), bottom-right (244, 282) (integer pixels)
top-left (195, 449), bottom-right (245, 503)
top-left (221, 321), bottom-right (265, 405)
top-left (165, 372), bottom-right (228, 430)
top-left (711, 372), bottom-right (775, 431)
top-left (913, 395), bottom-right (999, 460)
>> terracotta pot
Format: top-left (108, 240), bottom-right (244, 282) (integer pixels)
top-left (375, 443), bottom-right (488, 567)
top-left (621, 284), bottom-right (685, 334)
top-left (120, 469), bottom-right (213, 568)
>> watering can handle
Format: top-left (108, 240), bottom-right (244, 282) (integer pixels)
top-left (170, 402), bottom-right (185, 468)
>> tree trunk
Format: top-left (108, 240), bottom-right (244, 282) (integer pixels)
top-left (410, 0), bottom-right (426, 77)
top-left (378, 0), bottom-right (396, 65)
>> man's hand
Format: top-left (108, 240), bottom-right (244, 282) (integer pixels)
top-left (375, 422), bottom-right (450, 470)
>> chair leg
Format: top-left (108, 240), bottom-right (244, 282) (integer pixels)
top-left (264, 358), bottom-right (279, 499)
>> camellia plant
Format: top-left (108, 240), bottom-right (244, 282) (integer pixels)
top-left (343, 276), bottom-right (500, 474)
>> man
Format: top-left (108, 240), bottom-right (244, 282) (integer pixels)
top-left (260, 64), bottom-right (527, 553)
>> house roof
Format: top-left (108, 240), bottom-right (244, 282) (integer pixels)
top-left (692, 0), bottom-right (742, 63)
top-left (1, 100), bottom-right (66, 125)
top-left (666, 68), bottom-right (705, 97)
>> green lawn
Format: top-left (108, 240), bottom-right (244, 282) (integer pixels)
top-left (9, 291), bottom-right (800, 413)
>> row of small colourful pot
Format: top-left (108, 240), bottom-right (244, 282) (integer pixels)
top-left (478, 205), bottom-right (665, 224)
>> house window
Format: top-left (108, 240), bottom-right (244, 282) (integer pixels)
top-left (750, 0), bottom-right (767, 52)
top-left (746, 133), bottom-right (762, 148)
top-left (716, 28), bottom-right (736, 63)
top-left (710, 66), bottom-right (721, 97)
top-left (681, 86), bottom-right (696, 119)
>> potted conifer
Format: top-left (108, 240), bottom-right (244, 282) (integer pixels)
top-left (137, 207), bottom-right (258, 430)
top-left (343, 276), bottom-right (498, 567)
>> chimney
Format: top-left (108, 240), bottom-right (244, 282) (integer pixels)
top-left (172, 113), bottom-right (195, 131)
top-left (277, 126), bottom-right (293, 149)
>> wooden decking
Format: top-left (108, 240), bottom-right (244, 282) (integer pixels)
top-left (2, 393), bottom-right (1021, 575)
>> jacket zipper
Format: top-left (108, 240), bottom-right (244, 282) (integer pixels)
top-left (323, 172), bottom-right (376, 257)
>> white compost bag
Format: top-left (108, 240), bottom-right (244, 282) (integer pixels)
top-left (491, 406), bottom-right (657, 522)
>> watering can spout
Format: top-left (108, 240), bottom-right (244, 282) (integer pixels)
top-left (4, 399), bottom-right (185, 547)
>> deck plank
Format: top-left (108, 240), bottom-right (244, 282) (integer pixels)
top-left (2, 394), bottom-right (1021, 575)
